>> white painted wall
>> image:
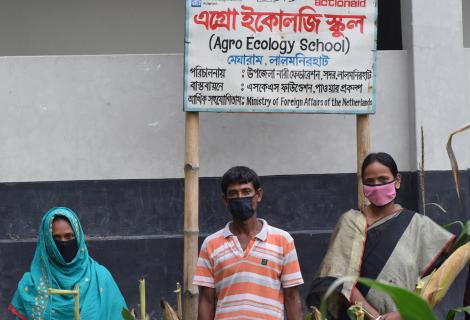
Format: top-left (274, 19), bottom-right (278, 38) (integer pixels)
top-left (0, 0), bottom-right (469, 183)
top-left (0, 0), bottom-right (184, 56)
top-left (401, 0), bottom-right (470, 172)
top-left (0, 52), bottom-right (414, 182)
top-left (0, 0), bottom-right (468, 53)
top-left (461, 48), bottom-right (470, 168)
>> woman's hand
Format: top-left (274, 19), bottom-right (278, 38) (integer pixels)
top-left (381, 312), bottom-right (401, 320)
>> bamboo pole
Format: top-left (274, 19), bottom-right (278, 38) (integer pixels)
top-left (356, 115), bottom-right (371, 208)
top-left (184, 112), bottom-right (200, 320)
top-left (47, 285), bottom-right (80, 320)
top-left (139, 278), bottom-right (146, 320)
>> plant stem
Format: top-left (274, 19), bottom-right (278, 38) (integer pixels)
top-left (176, 282), bottom-right (183, 320)
top-left (419, 125), bottom-right (426, 215)
top-left (47, 288), bottom-right (78, 295)
top-left (74, 285), bottom-right (80, 320)
top-left (47, 285), bottom-right (80, 320)
top-left (139, 278), bottom-right (146, 320)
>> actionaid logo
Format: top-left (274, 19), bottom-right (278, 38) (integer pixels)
top-left (314, 0), bottom-right (366, 7)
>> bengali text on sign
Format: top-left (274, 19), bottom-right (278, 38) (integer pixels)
top-left (184, 0), bottom-right (377, 113)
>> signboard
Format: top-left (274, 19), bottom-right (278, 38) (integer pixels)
top-left (184, 0), bottom-right (377, 113)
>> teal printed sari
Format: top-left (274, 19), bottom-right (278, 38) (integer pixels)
top-left (9, 207), bottom-right (126, 320)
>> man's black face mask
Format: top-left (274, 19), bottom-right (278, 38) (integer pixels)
top-left (228, 196), bottom-right (255, 221)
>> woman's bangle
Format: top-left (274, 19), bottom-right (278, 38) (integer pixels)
top-left (375, 316), bottom-right (383, 320)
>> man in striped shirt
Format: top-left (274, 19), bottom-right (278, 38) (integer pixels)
top-left (194, 166), bottom-right (304, 320)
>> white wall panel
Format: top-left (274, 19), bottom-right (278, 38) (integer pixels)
top-left (0, 52), bottom-right (415, 182)
top-left (0, 0), bottom-right (184, 56)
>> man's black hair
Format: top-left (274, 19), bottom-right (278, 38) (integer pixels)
top-left (221, 166), bottom-right (261, 194)
top-left (361, 152), bottom-right (399, 179)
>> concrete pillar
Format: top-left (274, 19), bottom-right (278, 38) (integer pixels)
top-left (401, 2), bottom-right (470, 316)
top-left (401, 0), bottom-right (469, 172)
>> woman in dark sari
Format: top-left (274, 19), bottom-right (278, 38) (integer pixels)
top-left (307, 152), bottom-right (455, 320)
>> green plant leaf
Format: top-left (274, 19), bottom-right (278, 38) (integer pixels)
top-left (122, 308), bottom-right (136, 320)
top-left (453, 222), bottom-right (470, 252)
top-left (320, 277), bottom-right (436, 320)
top-left (445, 305), bottom-right (470, 320)
top-left (357, 278), bottom-right (436, 320)
top-left (444, 220), bottom-right (470, 253)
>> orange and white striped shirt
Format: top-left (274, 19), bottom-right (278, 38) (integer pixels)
top-left (193, 219), bottom-right (304, 320)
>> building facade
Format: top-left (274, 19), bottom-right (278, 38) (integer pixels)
top-left (0, 0), bottom-right (469, 318)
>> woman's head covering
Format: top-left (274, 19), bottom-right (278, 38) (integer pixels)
top-left (9, 207), bottom-right (126, 320)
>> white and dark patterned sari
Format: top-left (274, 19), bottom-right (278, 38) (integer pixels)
top-left (307, 206), bottom-right (455, 319)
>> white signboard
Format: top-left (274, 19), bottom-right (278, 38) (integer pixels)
top-left (184, 0), bottom-right (377, 113)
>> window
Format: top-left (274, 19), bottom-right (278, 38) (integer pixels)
top-left (377, 0), bottom-right (403, 50)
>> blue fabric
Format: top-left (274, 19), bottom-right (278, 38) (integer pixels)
top-left (9, 207), bottom-right (126, 320)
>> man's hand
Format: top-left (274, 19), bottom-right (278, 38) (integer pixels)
top-left (284, 286), bottom-right (303, 320)
top-left (382, 311), bottom-right (401, 320)
top-left (197, 286), bottom-right (216, 320)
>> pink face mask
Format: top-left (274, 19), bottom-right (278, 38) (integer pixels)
top-left (362, 180), bottom-right (397, 206)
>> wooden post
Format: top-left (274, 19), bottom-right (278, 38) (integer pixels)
top-left (356, 115), bottom-right (371, 208)
top-left (183, 112), bottom-right (200, 320)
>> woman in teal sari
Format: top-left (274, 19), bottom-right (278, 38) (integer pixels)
top-left (8, 207), bottom-right (126, 320)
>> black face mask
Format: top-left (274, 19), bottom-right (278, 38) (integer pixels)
top-left (54, 239), bottom-right (78, 263)
top-left (228, 197), bottom-right (255, 221)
